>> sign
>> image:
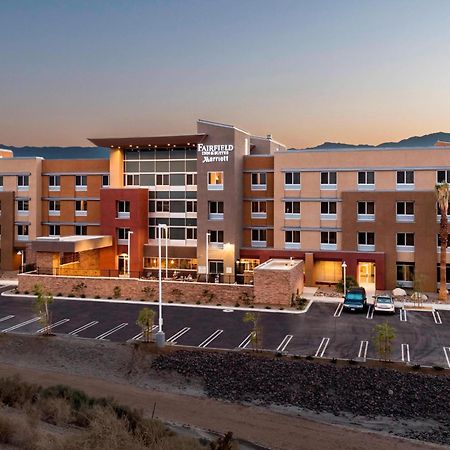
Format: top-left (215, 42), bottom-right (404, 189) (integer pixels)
top-left (197, 143), bottom-right (234, 163)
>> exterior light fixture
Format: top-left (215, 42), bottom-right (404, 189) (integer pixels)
top-left (341, 261), bottom-right (347, 297)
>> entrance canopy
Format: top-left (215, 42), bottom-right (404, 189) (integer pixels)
top-left (31, 235), bottom-right (113, 253)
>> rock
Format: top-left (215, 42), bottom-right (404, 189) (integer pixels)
top-left (392, 288), bottom-right (407, 297)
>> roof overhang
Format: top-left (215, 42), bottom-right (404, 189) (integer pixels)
top-left (88, 134), bottom-right (207, 149)
top-left (31, 235), bottom-right (113, 253)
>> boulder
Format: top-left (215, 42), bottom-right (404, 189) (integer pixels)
top-left (392, 288), bottom-right (407, 297)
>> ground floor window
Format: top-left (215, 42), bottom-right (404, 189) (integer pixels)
top-left (314, 260), bottom-right (341, 284)
top-left (436, 264), bottom-right (450, 285)
top-left (239, 258), bottom-right (260, 272)
top-left (396, 262), bottom-right (415, 287)
top-left (209, 260), bottom-right (224, 275)
top-left (143, 257), bottom-right (197, 271)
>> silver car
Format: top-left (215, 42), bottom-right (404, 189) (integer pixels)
top-left (374, 295), bottom-right (395, 314)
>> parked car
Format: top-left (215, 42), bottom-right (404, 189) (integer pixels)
top-left (374, 294), bottom-right (395, 314)
top-left (343, 287), bottom-right (367, 312)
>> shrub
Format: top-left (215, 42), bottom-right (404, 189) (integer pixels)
top-left (24, 291), bottom-right (29, 295)
top-left (95, 295), bottom-right (101, 299)
top-left (80, 294), bottom-right (86, 298)
top-left (113, 286), bottom-right (121, 299)
top-left (235, 302), bottom-right (240, 307)
top-left (238, 291), bottom-right (254, 306)
top-left (196, 300), bottom-right (201, 305)
top-left (37, 396), bottom-right (72, 425)
top-left (107, 296), bottom-right (112, 300)
top-left (56, 293), bottom-right (63, 297)
top-left (336, 276), bottom-right (359, 293)
top-left (202, 289), bottom-right (215, 303)
top-left (68, 293), bottom-right (75, 298)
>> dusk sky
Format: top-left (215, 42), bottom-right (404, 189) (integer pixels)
top-left (2, 0), bottom-right (450, 148)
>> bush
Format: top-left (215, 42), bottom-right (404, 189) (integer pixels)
top-left (113, 286), bottom-right (121, 299)
top-left (196, 300), bottom-right (201, 305)
top-left (95, 295), bottom-right (101, 299)
top-left (336, 276), bottom-right (359, 293)
top-left (24, 291), bottom-right (29, 295)
top-left (37, 396), bottom-right (73, 425)
top-left (235, 302), bottom-right (240, 308)
top-left (68, 293), bottom-right (75, 298)
top-left (80, 294), bottom-right (86, 298)
top-left (56, 293), bottom-right (63, 297)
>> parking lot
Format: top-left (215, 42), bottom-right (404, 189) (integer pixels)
top-left (0, 289), bottom-right (449, 368)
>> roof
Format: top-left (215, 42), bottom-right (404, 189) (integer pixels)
top-left (88, 134), bottom-right (207, 149)
top-left (32, 235), bottom-right (113, 253)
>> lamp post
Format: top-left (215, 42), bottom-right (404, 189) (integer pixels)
top-left (341, 261), bottom-right (347, 297)
top-left (205, 232), bottom-right (211, 283)
top-left (127, 231), bottom-right (133, 277)
top-left (155, 224), bottom-right (165, 348)
top-left (164, 225), bottom-right (168, 279)
top-left (17, 251), bottom-right (24, 273)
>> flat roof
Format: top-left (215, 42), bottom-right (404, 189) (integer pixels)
top-left (88, 134), bottom-right (207, 149)
top-left (255, 258), bottom-right (303, 271)
top-left (32, 235), bottom-right (113, 253)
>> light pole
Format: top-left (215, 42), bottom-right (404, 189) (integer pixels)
top-left (17, 251), bottom-right (24, 273)
top-left (127, 231), bottom-right (133, 277)
top-left (205, 232), bottom-right (211, 283)
top-left (341, 261), bottom-right (347, 297)
top-left (164, 225), bottom-right (168, 279)
top-left (155, 224), bottom-right (165, 348)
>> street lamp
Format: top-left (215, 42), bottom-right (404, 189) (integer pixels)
top-left (17, 251), bottom-right (24, 273)
top-left (156, 224), bottom-right (166, 348)
top-left (205, 232), bottom-right (211, 283)
top-left (341, 261), bottom-right (347, 297)
top-left (127, 231), bottom-right (133, 277)
top-left (164, 226), bottom-right (168, 279)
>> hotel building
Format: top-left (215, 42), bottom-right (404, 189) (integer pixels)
top-left (2, 119), bottom-right (450, 292)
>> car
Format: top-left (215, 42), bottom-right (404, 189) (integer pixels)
top-left (343, 287), bottom-right (367, 312)
top-left (374, 294), bottom-right (395, 314)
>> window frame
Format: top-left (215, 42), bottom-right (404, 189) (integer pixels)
top-left (320, 171), bottom-right (337, 190)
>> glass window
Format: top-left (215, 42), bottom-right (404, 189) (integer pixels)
top-left (75, 225), bottom-right (87, 236)
top-left (156, 174), bottom-right (170, 185)
top-left (251, 229), bottom-right (267, 242)
top-left (320, 172), bottom-right (337, 185)
top-left (17, 175), bottom-right (29, 189)
top-left (17, 200), bottom-right (29, 212)
top-left (156, 200), bottom-right (170, 212)
top-left (437, 170), bottom-right (450, 183)
top-left (117, 228), bottom-right (130, 241)
top-left (75, 175), bottom-right (87, 188)
top-left (251, 172), bottom-right (267, 187)
top-left (396, 201), bottom-right (414, 215)
top-left (396, 171), bottom-right (414, 184)
top-left (49, 175), bottom-right (60, 188)
top-left (186, 200), bottom-right (197, 212)
top-left (358, 232), bottom-right (375, 245)
top-left (117, 200), bottom-right (130, 216)
top-left (396, 263), bottom-right (415, 282)
top-left (285, 230), bottom-right (300, 243)
top-left (209, 260), bottom-right (224, 274)
top-left (186, 174), bottom-right (197, 185)
top-left (125, 174), bottom-right (139, 186)
top-left (75, 200), bottom-right (87, 212)
top-left (209, 230), bottom-right (224, 243)
top-left (397, 232), bottom-right (414, 246)
top-left (17, 224), bottom-right (29, 237)
top-left (102, 175), bottom-right (109, 187)
top-left (209, 201), bottom-right (224, 214)
top-left (285, 172), bottom-right (301, 186)
top-left (285, 201), bottom-right (300, 214)
top-left (186, 228), bottom-right (197, 240)
top-left (358, 171), bottom-right (374, 184)
top-left (321, 201), bottom-right (337, 214)
top-left (208, 172), bottom-right (223, 189)
top-left (357, 201), bottom-right (374, 215)
top-left (49, 224), bottom-right (60, 236)
top-left (251, 201), bottom-right (267, 213)
top-left (49, 200), bottom-right (60, 212)
top-left (321, 231), bottom-right (337, 244)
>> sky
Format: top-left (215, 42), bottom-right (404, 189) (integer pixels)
top-left (1, 0), bottom-right (450, 148)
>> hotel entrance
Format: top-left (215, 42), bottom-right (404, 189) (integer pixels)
top-left (358, 262), bottom-right (376, 292)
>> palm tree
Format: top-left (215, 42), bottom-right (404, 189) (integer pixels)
top-left (435, 182), bottom-right (449, 301)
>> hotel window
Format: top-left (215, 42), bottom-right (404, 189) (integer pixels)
top-left (437, 233), bottom-right (450, 250)
top-left (75, 175), bottom-right (87, 191)
top-left (396, 232), bottom-right (414, 251)
top-left (49, 175), bottom-right (60, 191)
top-left (75, 200), bottom-right (88, 216)
top-left (320, 171), bottom-right (337, 190)
top-left (156, 200), bottom-right (170, 212)
top-left (125, 174), bottom-right (139, 186)
top-left (17, 200), bottom-right (29, 216)
top-left (251, 229), bottom-right (267, 248)
top-left (0, 176), bottom-right (3, 190)
top-left (357, 201), bottom-right (375, 221)
top-left (320, 201), bottom-right (337, 219)
top-left (284, 201), bottom-right (300, 219)
top-left (396, 201), bottom-right (414, 222)
top-left (396, 263), bottom-right (415, 287)
top-left (49, 224), bottom-right (60, 237)
top-left (49, 200), bottom-right (60, 216)
top-left (436, 264), bottom-right (450, 286)
top-left (251, 172), bottom-right (267, 190)
top-left (156, 174), bottom-right (170, 186)
top-left (209, 230), bottom-right (224, 247)
top-left (284, 172), bottom-right (301, 190)
top-left (285, 230), bottom-right (300, 249)
top-left (117, 200), bottom-right (130, 219)
top-left (357, 171), bottom-right (375, 190)
top-left (17, 175), bottom-right (29, 191)
top-left (75, 225), bottom-right (87, 236)
top-left (208, 201), bottom-right (224, 220)
top-left (358, 232), bottom-right (375, 251)
top-left (251, 201), bottom-right (267, 219)
top-left (117, 227), bottom-right (130, 245)
top-left (208, 172), bottom-right (223, 190)
top-left (186, 227), bottom-right (197, 240)
top-left (320, 231), bottom-right (337, 250)
top-left (209, 260), bottom-right (224, 275)
top-left (186, 174), bottom-right (197, 186)
top-left (17, 224), bottom-right (29, 241)
top-left (186, 200), bottom-right (197, 213)
top-left (102, 175), bottom-right (110, 187)
top-left (396, 171), bottom-right (414, 190)
top-left (437, 170), bottom-right (450, 183)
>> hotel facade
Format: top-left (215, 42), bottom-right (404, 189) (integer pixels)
top-left (2, 119), bottom-right (450, 293)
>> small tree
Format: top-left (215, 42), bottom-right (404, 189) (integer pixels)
top-left (373, 321), bottom-right (396, 361)
top-left (33, 284), bottom-right (53, 335)
top-left (243, 312), bottom-right (262, 351)
top-left (336, 276), bottom-right (358, 293)
top-left (72, 282), bottom-right (87, 297)
top-left (113, 286), bottom-right (121, 299)
top-left (238, 291), bottom-right (254, 306)
top-left (411, 274), bottom-right (426, 307)
top-left (142, 285), bottom-right (156, 301)
top-left (171, 288), bottom-right (183, 302)
top-left (136, 307), bottom-right (155, 343)
top-left (202, 289), bottom-right (215, 303)
top-left (436, 182), bottom-right (449, 302)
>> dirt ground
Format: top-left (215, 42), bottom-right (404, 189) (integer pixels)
top-left (0, 334), bottom-right (444, 450)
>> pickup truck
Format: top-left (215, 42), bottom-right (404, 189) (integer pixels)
top-left (343, 287), bottom-right (367, 312)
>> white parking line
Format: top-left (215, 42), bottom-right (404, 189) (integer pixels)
top-left (399, 309), bottom-right (407, 322)
top-left (401, 343), bottom-right (410, 363)
top-left (366, 305), bottom-right (374, 320)
top-left (36, 318), bottom-right (70, 334)
top-left (95, 323), bottom-right (128, 340)
top-left (130, 325), bottom-right (158, 341)
top-left (167, 327), bottom-right (191, 343)
top-left (315, 337), bottom-right (330, 358)
top-left (432, 310), bottom-right (442, 325)
top-left (68, 321), bottom-right (99, 336)
top-left (276, 335), bottom-right (293, 352)
top-left (334, 303), bottom-right (343, 317)
top-left (198, 329), bottom-right (223, 348)
top-left (358, 340), bottom-right (369, 361)
top-left (0, 315), bottom-right (14, 323)
top-left (2, 317), bottom-right (40, 333)
top-left (238, 333), bottom-right (253, 349)
top-left (443, 347), bottom-right (450, 369)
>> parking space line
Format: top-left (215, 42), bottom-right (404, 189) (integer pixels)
top-left (314, 337), bottom-right (330, 358)
top-left (167, 327), bottom-right (190, 344)
top-left (198, 329), bottom-right (223, 348)
top-left (68, 321), bottom-right (99, 336)
top-left (399, 309), bottom-right (407, 322)
top-left (276, 335), bottom-right (293, 352)
top-left (334, 303), bottom-right (343, 317)
top-left (0, 315), bottom-right (14, 323)
top-left (238, 333), bottom-right (253, 349)
top-left (366, 305), bottom-right (374, 320)
top-left (432, 310), bottom-right (442, 325)
top-left (443, 347), bottom-right (450, 369)
top-left (36, 318), bottom-right (70, 334)
top-left (130, 325), bottom-right (158, 341)
top-left (95, 323), bottom-right (128, 340)
top-left (2, 317), bottom-right (40, 333)
top-left (401, 343), bottom-right (410, 363)
top-left (358, 340), bottom-right (369, 361)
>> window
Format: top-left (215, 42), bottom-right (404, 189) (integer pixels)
top-left (186, 227), bottom-right (197, 240)
top-left (156, 200), bottom-right (170, 212)
top-left (49, 224), bottom-right (60, 237)
top-left (75, 200), bottom-right (88, 216)
top-left (285, 230), bottom-right (300, 249)
top-left (49, 175), bottom-right (60, 191)
top-left (17, 200), bottom-right (29, 215)
top-left (75, 225), bottom-right (87, 236)
top-left (117, 227), bottom-right (130, 245)
top-left (396, 201), bottom-right (414, 222)
top-left (208, 201), bottom-right (224, 220)
top-left (284, 172), bottom-right (301, 189)
top-left (209, 260), bottom-right (224, 275)
top-left (436, 263), bottom-right (450, 286)
top-left (251, 172), bottom-right (267, 190)
top-left (320, 231), bottom-right (337, 250)
top-left (284, 201), bottom-right (300, 218)
top-left (251, 229), bottom-right (267, 247)
top-left (358, 232), bottom-right (375, 251)
top-left (102, 175), bottom-right (110, 187)
top-left (156, 174), bottom-right (170, 186)
top-left (75, 175), bottom-right (87, 191)
top-left (208, 171), bottom-right (223, 190)
top-left (17, 224), bottom-right (29, 240)
top-left (209, 230), bottom-right (224, 246)
top-left (0, 176), bottom-right (3, 190)
top-left (186, 200), bottom-right (197, 213)
top-left (117, 200), bottom-right (130, 219)
top-left (357, 171), bottom-right (375, 189)
top-left (357, 201), bottom-right (375, 221)
top-left (320, 172), bottom-right (337, 189)
top-left (17, 175), bottom-right (29, 191)
top-left (186, 174), bottom-right (197, 186)
top-left (125, 174), bottom-right (139, 186)
top-left (251, 201), bottom-right (267, 219)
top-left (396, 171), bottom-right (414, 190)
top-left (49, 200), bottom-right (60, 216)
top-left (396, 263), bottom-right (415, 287)
top-left (320, 201), bottom-right (337, 219)
top-left (396, 232), bottom-right (414, 251)
top-left (437, 170), bottom-right (450, 183)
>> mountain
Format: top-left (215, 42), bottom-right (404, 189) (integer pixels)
top-left (304, 132), bottom-right (450, 150)
top-left (0, 145), bottom-right (109, 159)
